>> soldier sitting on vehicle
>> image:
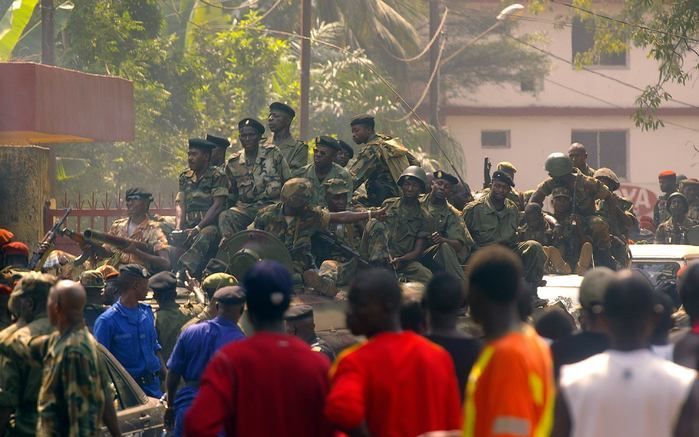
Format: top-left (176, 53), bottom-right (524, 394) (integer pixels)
top-left (594, 168), bottom-right (637, 267)
top-left (548, 187), bottom-right (593, 275)
top-left (518, 203), bottom-right (571, 275)
top-left (655, 192), bottom-right (698, 245)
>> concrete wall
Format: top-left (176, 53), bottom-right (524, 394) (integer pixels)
top-left (0, 145), bottom-right (50, 249)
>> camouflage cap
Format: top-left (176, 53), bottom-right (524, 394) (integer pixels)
top-left (96, 264), bottom-right (119, 280)
top-left (11, 271), bottom-right (56, 300)
top-left (552, 187), bottom-right (571, 199)
top-left (496, 161), bottom-right (517, 177)
top-left (323, 178), bottom-right (351, 195)
top-left (202, 272), bottom-right (238, 294)
top-left (281, 178), bottom-right (313, 203)
top-left (593, 167), bottom-right (620, 189)
top-left (79, 270), bottom-right (105, 290)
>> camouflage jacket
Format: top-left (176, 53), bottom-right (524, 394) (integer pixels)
top-left (299, 162), bottom-right (352, 208)
top-left (36, 324), bottom-right (112, 437)
top-left (421, 194), bottom-right (474, 262)
top-left (381, 197), bottom-right (434, 258)
top-left (318, 210), bottom-right (366, 263)
top-left (176, 166), bottom-right (229, 226)
top-left (688, 201), bottom-right (699, 222)
top-left (533, 170), bottom-right (613, 217)
top-left (654, 192), bottom-right (673, 227)
top-left (578, 164), bottom-right (596, 178)
top-left (155, 302), bottom-right (192, 361)
top-left (107, 217), bottom-right (170, 268)
top-left (224, 144), bottom-right (291, 208)
top-left (518, 219), bottom-right (554, 246)
top-left (655, 216), bottom-right (698, 245)
top-left (463, 195), bottom-right (519, 249)
top-left (596, 193), bottom-right (637, 238)
top-left (267, 136), bottom-right (308, 176)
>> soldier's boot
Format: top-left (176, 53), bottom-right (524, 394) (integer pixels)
top-left (303, 265), bottom-right (339, 298)
top-left (575, 242), bottom-right (593, 275)
top-left (544, 246), bottom-right (571, 274)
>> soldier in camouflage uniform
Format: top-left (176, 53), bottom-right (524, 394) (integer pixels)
top-left (568, 142), bottom-right (596, 177)
top-left (254, 178), bottom-right (380, 285)
top-left (78, 270), bottom-right (106, 332)
top-left (548, 187), bottom-right (593, 275)
top-left (267, 102), bottom-right (308, 175)
top-left (655, 192), bottom-right (698, 244)
top-left (518, 202), bottom-right (574, 274)
top-left (464, 171), bottom-right (546, 290)
top-left (335, 139), bottom-right (354, 168)
top-left (299, 136), bottom-right (352, 208)
top-left (217, 118), bottom-right (291, 249)
top-left (284, 304), bottom-right (335, 361)
top-left (654, 171), bottom-right (677, 227)
top-left (176, 139), bottom-right (228, 276)
top-left (594, 167), bottom-right (637, 267)
top-left (420, 170), bottom-right (474, 282)
top-left (36, 280), bottom-right (119, 436)
top-left (682, 179), bottom-right (699, 221)
top-left (149, 272), bottom-right (192, 362)
top-left (180, 273), bottom-right (238, 333)
top-left (348, 114), bottom-right (420, 207)
top-left (363, 166), bottom-right (434, 284)
top-left (0, 272), bottom-right (56, 436)
top-left (206, 133), bottom-right (230, 170)
top-left (480, 162), bottom-right (525, 210)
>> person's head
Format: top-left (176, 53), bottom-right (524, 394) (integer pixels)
top-left (2, 241), bottom-right (29, 268)
top-left (593, 168), bottom-right (621, 192)
top-left (524, 203), bottom-right (544, 228)
top-left (213, 285), bottom-right (246, 322)
top-left (467, 246), bottom-right (522, 329)
top-left (335, 140), bottom-right (354, 167)
top-left (667, 192), bottom-right (689, 219)
top-left (400, 282), bottom-right (426, 334)
top-left (681, 180), bottom-right (699, 203)
top-left (568, 143), bottom-right (588, 169)
top-left (187, 138), bottom-right (215, 172)
top-left (11, 272), bottom-right (55, 322)
top-left (552, 187), bottom-right (572, 215)
top-left (448, 182), bottom-right (474, 211)
top-left (117, 264), bottom-right (149, 302)
top-left (242, 261), bottom-right (293, 329)
top-left (604, 270), bottom-right (658, 349)
top-left (651, 290), bottom-right (674, 344)
top-left (347, 268), bottom-right (402, 338)
top-left (206, 134), bottom-right (230, 167)
top-left (238, 118), bottom-right (265, 150)
top-left (679, 262), bottom-right (699, 323)
top-left (397, 166), bottom-right (428, 200)
top-left (281, 178), bottom-right (313, 211)
top-left (430, 170), bottom-right (458, 202)
top-left (148, 271), bottom-right (177, 304)
top-left (496, 161), bottom-right (517, 182)
top-left (489, 171), bottom-right (514, 203)
top-left (125, 187), bottom-right (152, 218)
top-left (267, 102), bottom-right (295, 133)
top-left (79, 270), bottom-right (105, 304)
top-left (534, 306), bottom-right (576, 342)
top-left (424, 272), bottom-right (465, 331)
top-left (103, 277), bottom-right (119, 306)
top-left (545, 152), bottom-right (574, 180)
top-left (313, 136), bottom-right (340, 169)
top-left (202, 272), bottom-right (238, 302)
top-left (578, 267), bottom-right (615, 330)
top-left (284, 304), bottom-right (316, 339)
top-left (48, 280), bottom-right (86, 329)
top-left (658, 171), bottom-right (677, 194)
top-left (350, 115), bottom-right (375, 144)
top-left (323, 178), bottom-right (350, 212)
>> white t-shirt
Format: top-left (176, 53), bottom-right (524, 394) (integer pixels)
top-left (560, 349), bottom-right (696, 437)
top-left (651, 343), bottom-right (674, 361)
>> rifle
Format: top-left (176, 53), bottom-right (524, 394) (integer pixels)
top-left (29, 208), bottom-right (72, 270)
top-left (314, 231), bottom-right (370, 267)
top-left (483, 157), bottom-right (492, 189)
top-left (60, 228), bottom-right (112, 266)
top-left (82, 229), bottom-right (154, 254)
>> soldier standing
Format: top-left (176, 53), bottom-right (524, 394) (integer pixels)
top-left (299, 136), bottom-right (352, 208)
top-left (0, 272), bottom-right (56, 436)
top-left (420, 170), bottom-right (474, 282)
top-left (36, 280), bottom-right (120, 436)
top-left (176, 139), bottom-right (228, 277)
top-left (267, 102), bottom-right (308, 174)
top-left (217, 118), bottom-right (291, 249)
top-left (655, 192), bottom-right (697, 244)
top-left (335, 140), bottom-right (354, 168)
top-left (568, 142), bottom-right (596, 177)
top-left (348, 114), bottom-right (419, 207)
top-left (78, 270), bottom-right (107, 331)
top-left (682, 179), bottom-right (699, 221)
top-left (149, 271), bottom-right (192, 362)
top-left (654, 171), bottom-right (677, 226)
top-left (464, 171), bottom-right (546, 291)
top-left (284, 305), bottom-right (335, 361)
top-left (206, 133), bottom-right (230, 170)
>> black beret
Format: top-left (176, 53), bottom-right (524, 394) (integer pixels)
top-left (119, 264), bottom-right (149, 279)
top-left (284, 304), bottom-right (314, 321)
top-left (315, 136), bottom-right (340, 151)
top-left (238, 118), bottom-right (265, 135)
top-left (206, 134), bottom-right (230, 149)
top-left (148, 271), bottom-right (176, 293)
top-left (269, 102), bottom-right (296, 119)
top-left (350, 114), bottom-right (375, 128)
top-left (338, 140), bottom-right (354, 159)
top-left (432, 170), bottom-right (459, 185)
top-left (492, 170), bottom-right (515, 188)
top-left (213, 285), bottom-right (246, 305)
top-left (125, 187), bottom-right (153, 200)
top-left (188, 138), bottom-right (216, 151)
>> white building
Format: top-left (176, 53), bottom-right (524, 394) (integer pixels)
top-left (444, 1), bottom-right (699, 218)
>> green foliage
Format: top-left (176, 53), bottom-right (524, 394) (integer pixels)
top-left (0, 0), bottom-right (39, 60)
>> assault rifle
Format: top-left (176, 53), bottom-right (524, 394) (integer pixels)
top-left (314, 231), bottom-right (370, 267)
top-left (28, 208), bottom-right (72, 270)
top-left (60, 228), bottom-right (112, 266)
top-left (483, 157), bottom-right (492, 189)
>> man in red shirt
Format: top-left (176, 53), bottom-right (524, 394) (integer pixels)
top-left (185, 261), bottom-right (334, 437)
top-left (325, 269), bottom-right (461, 436)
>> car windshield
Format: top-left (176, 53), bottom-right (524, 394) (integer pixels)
top-left (632, 261), bottom-right (680, 286)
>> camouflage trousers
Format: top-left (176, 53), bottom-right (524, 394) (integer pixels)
top-left (421, 243), bottom-right (465, 282)
top-left (318, 258), bottom-right (357, 288)
top-left (218, 202), bottom-right (272, 240)
top-left (178, 225), bottom-right (219, 274)
top-left (514, 240), bottom-right (546, 287)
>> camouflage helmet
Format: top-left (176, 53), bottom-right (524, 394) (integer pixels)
top-left (668, 192), bottom-right (689, 211)
top-left (544, 153), bottom-right (574, 178)
top-left (593, 167), bottom-right (620, 191)
top-left (551, 187), bottom-right (571, 199)
top-left (79, 270), bottom-right (105, 291)
top-left (281, 178), bottom-right (313, 203)
top-left (397, 166), bottom-right (428, 192)
top-left (323, 178), bottom-right (350, 195)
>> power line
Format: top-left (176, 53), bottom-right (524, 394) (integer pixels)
top-left (386, 6), bottom-right (448, 63)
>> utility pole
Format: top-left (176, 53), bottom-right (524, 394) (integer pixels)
top-left (41, 0), bottom-right (55, 65)
top-left (299, 0), bottom-right (311, 140)
top-left (428, 0), bottom-right (441, 154)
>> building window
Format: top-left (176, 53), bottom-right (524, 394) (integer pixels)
top-left (481, 130), bottom-right (510, 148)
top-left (571, 17), bottom-right (627, 66)
top-left (571, 130), bottom-right (628, 178)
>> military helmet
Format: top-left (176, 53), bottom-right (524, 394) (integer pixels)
top-left (593, 167), bottom-right (620, 191)
top-left (281, 178), bottom-right (313, 203)
top-left (544, 153), bottom-right (574, 178)
top-left (397, 166), bottom-right (428, 192)
top-left (668, 192), bottom-right (689, 211)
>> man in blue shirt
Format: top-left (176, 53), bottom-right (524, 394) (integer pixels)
top-left (165, 285), bottom-right (247, 436)
top-left (94, 264), bottom-right (165, 397)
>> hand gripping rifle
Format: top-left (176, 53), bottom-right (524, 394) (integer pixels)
top-left (314, 231), bottom-right (370, 268)
top-left (82, 229), bottom-right (154, 254)
top-left (483, 157), bottom-right (492, 189)
top-left (28, 208), bottom-right (72, 270)
top-left (59, 228), bottom-right (112, 266)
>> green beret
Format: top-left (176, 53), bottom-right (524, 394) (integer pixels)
top-left (432, 170), bottom-right (459, 185)
top-left (284, 304), bottom-right (313, 321)
top-left (281, 178), bottom-right (312, 203)
top-left (238, 118), bottom-right (265, 135)
top-left (206, 134), bottom-right (230, 149)
top-left (496, 161), bottom-right (517, 177)
top-left (491, 170), bottom-right (514, 188)
top-left (323, 178), bottom-right (351, 195)
top-left (350, 114), bottom-right (375, 128)
top-left (79, 270), bottom-right (105, 290)
top-left (188, 138), bottom-right (216, 151)
top-left (315, 136), bottom-right (340, 151)
top-left (148, 271), bottom-right (177, 293)
top-left (338, 140), bottom-right (354, 159)
top-left (202, 272), bottom-right (238, 294)
top-left (125, 187), bottom-right (153, 201)
top-left (213, 285), bottom-right (246, 305)
top-left (119, 264), bottom-right (150, 279)
top-left (269, 102), bottom-right (296, 119)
